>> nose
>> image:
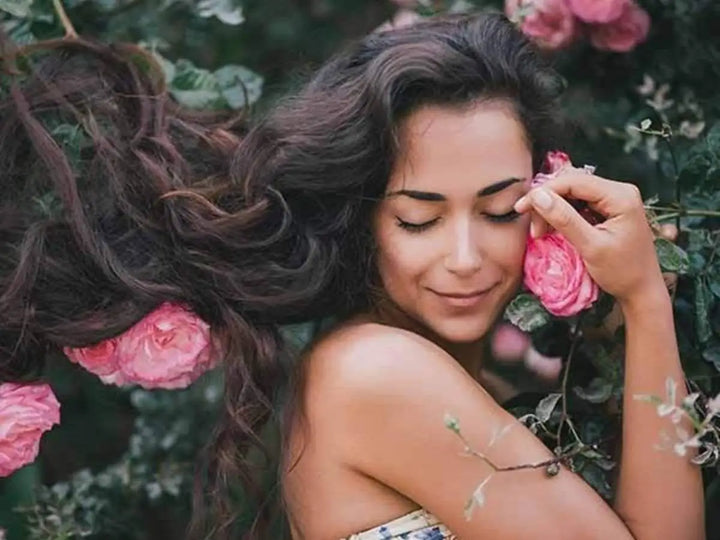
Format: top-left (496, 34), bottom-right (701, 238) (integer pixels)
top-left (443, 219), bottom-right (482, 276)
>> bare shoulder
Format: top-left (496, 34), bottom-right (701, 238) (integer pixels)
top-left (304, 321), bottom-right (474, 403)
top-left (302, 321), bottom-right (634, 539)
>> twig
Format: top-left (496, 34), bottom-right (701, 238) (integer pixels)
top-left (52, 0), bottom-right (78, 39)
top-left (653, 210), bottom-right (720, 222)
top-left (454, 427), bottom-right (602, 473)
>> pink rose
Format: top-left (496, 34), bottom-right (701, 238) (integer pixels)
top-left (589, 2), bottom-right (650, 52)
top-left (505, 0), bottom-right (579, 50)
top-left (115, 303), bottom-right (217, 389)
top-left (524, 232), bottom-right (599, 316)
top-left (0, 383), bottom-right (60, 477)
top-left (63, 303), bottom-right (217, 389)
top-left (64, 338), bottom-right (127, 385)
top-left (567, 0), bottom-right (628, 23)
top-left (542, 150), bottom-right (572, 174)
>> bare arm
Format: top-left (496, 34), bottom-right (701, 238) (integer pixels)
top-left (515, 172), bottom-right (705, 539)
top-left (614, 290), bottom-right (705, 540)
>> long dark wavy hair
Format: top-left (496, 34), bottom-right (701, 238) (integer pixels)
top-left (0, 11), bottom-right (565, 539)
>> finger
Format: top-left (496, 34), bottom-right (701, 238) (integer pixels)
top-left (515, 187), bottom-right (596, 248)
top-left (531, 212), bottom-right (550, 239)
top-left (521, 172), bottom-right (641, 219)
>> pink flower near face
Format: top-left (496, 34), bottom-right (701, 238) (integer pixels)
top-left (64, 338), bottom-right (126, 385)
top-left (0, 383), bottom-right (60, 477)
top-left (524, 232), bottom-right (599, 316)
top-left (542, 150), bottom-right (572, 174)
top-left (115, 303), bottom-right (217, 389)
top-left (567, 0), bottom-right (628, 23)
top-left (589, 2), bottom-right (651, 52)
top-left (492, 323), bottom-right (530, 362)
top-left (505, 0), bottom-right (579, 50)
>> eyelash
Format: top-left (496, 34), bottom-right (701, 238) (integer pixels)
top-left (396, 210), bottom-right (521, 233)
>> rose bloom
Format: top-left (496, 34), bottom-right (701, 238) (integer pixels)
top-left (64, 338), bottom-right (127, 385)
top-left (524, 231), bottom-right (599, 316)
top-left (115, 302), bottom-right (217, 389)
top-left (505, 0), bottom-right (579, 50)
top-left (567, 0), bottom-right (628, 23)
top-left (589, 2), bottom-right (650, 53)
top-left (0, 383), bottom-right (60, 477)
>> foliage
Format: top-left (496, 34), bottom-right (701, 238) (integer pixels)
top-left (0, 0), bottom-right (719, 538)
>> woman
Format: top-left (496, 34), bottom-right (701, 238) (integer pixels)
top-left (0, 12), bottom-right (704, 540)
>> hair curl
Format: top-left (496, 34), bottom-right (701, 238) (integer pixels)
top-left (0, 11), bottom-right (566, 539)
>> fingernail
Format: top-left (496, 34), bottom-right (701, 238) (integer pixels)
top-left (530, 221), bottom-right (537, 238)
top-left (532, 189), bottom-right (553, 210)
top-left (514, 196), bottom-right (528, 212)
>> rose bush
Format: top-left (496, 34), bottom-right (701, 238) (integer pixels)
top-left (588, 2), bottom-right (650, 52)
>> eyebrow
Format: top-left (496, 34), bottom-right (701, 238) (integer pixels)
top-left (385, 177), bottom-right (523, 201)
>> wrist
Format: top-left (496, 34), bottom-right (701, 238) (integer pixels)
top-left (618, 281), bottom-right (672, 320)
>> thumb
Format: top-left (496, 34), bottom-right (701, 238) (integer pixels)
top-left (516, 188), bottom-right (597, 249)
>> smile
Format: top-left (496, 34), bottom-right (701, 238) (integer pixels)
top-left (429, 285), bottom-right (496, 308)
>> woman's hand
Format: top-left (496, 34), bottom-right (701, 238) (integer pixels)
top-left (514, 172), bottom-right (667, 308)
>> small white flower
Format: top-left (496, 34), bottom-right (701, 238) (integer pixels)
top-left (707, 394), bottom-right (720, 415)
top-left (679, 120), bottom-right (705, 139)
top-left (636, 74), bottom-right (655, 96)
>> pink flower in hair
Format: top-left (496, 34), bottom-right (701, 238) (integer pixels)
top-left (64, 338), bottom-right (127, 385)
top-left (0, 383), bottom-right (60, 477)
top-left (64, 303), bottom-right (217, 389)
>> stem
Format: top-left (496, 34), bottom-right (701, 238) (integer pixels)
top-left (556, 315), bottom-right (585, 443)
top-left (52, 0), bottom-right (78, 39)
top-left (654, 210), bottom-right (720, 222)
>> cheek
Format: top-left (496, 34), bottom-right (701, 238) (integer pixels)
top-left (376, 229), bottom-right (434, 291)
top-left (486, 221), bottom-right (528, 278)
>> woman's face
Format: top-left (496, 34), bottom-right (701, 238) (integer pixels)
top-left (373, 101), bottom-right (532, 343)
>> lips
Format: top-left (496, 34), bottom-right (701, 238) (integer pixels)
top-left (429, 285), bottom-right (497, 308)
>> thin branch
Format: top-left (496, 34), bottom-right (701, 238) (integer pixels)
top-left (556, 316), bottom-right (585, 443)
top-left (52, 0), bottom-right (78, 39)
top-left (654, 210), bottom-right (720, 222)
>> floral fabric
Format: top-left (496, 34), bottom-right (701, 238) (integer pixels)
top-left (341, 509), bottom-right (456, 540)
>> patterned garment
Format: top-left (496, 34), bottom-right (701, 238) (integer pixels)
top-left (341, 509), bottom-right (456, 540)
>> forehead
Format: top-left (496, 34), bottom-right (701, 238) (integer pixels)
top-left (388, 101), bottom-right (533, 194)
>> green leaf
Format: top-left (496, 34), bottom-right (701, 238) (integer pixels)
top-left (695, 278), bottom-right (713, 343)
top-left (535, 393), bottom-right (562, 423)
top-left (0, 0), bottom-right (32, 17)
top-left (702, 345), bottom-right (720, 372)
top-left (215, 64), bottom-right (263, 108)
top-left (504, 293), bottom-right (551, 332)
top-left (654, 238), bottom-right (690, 274)
top-left (574, 377), bottom-right (614, 404)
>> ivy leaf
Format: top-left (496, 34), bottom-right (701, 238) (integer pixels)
top-left (654, 238), bottom-right (690, 274)
top-left (196, 0), bottom-right (244, 25)
top-left (504, 293), bottom-right (551, 332)
top-left (215, 64), bottom-right (263, 108)
top-left (535, 393), bottom-right (562, 423)
top-left (702, 344), bottom-right (720, 372)
top-left (0, 0), bottom-right (32, 17)
top-left (695, 278), bottom-right (713, 343)
top-left (574, 378), bottom-right (614, 404)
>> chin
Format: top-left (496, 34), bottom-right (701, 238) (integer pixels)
top-left (429, 317), bottom-right (494, 344)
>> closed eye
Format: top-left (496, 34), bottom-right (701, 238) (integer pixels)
top-left (485, 210), bottom-right (521, 223)
top-left (395, 216), bottom-right (440, 233)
